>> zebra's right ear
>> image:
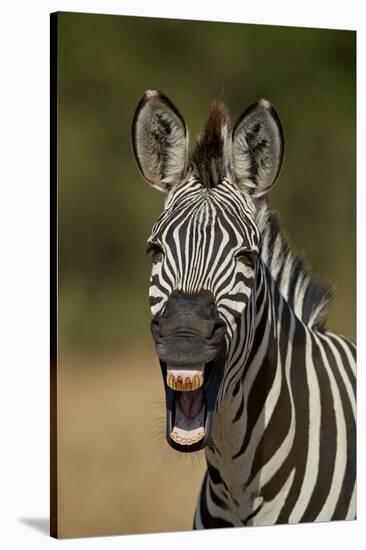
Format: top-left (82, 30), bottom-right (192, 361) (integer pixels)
top-left (132, 90), bottom-right (189, 192)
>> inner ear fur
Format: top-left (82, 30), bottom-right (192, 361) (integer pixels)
top-left (132, 90), bottom-right (189, 192)
top-left (232, 99), bottom-right (284, 197)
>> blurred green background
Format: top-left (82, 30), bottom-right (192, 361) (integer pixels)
top-left (57, 12), bottom-right (356, 538)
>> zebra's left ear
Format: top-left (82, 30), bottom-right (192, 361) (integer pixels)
top-left (231, 99), bottom-right (284, 197)
top-left (132, 90), bottom-right (189, 192)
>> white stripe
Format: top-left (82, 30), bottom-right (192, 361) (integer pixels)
top-left (345, 481), bottom-right (356, 520)
top-left (319, 333), bottom-right (356, 418)
top-left (327, 332), bottom-right (356, 377)
top-left (251, 469), bottom-right (296, 525)
top-left (314, 334), bottom-right (348, 522)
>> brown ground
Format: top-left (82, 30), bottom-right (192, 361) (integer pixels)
top-left (57, 349), bottom-right (206, 538)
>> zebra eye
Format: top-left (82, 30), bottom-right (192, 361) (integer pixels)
top-left (152, 250), bottom-right (164, 264)
top-left (235, 250), bottom-right (257, 268)
top-left (146, 242), bottom-right (164, 264)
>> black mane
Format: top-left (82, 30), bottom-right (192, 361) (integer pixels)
top-left (190, 101), bottom-right (231, 188)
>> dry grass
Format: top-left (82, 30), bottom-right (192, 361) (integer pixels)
top-left (57, 349), bottom-right (206, 538)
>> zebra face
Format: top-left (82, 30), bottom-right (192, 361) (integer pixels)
top-left (132, 90), bottom-right (283, 452)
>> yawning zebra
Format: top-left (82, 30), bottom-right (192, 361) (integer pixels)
top-left (131, 90), bottom-right (356, 527)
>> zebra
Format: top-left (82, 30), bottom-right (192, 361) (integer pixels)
top-left (131, 90), bottom-right (356, 528)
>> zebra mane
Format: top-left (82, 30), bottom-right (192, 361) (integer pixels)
top-left (255, 199), bottom-right (333, 328)
top-left (190, 101), bottom-right (332, 328)
top-left (190, 101), bottom-right (232, 188)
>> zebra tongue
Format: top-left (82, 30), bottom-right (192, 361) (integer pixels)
top-left (170, 388), bottom-right (205, 446)
top-left (179, 389), bottom-right (203, 418)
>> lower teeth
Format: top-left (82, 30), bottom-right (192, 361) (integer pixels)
top-left (170, 430), bottom-right (204, 445)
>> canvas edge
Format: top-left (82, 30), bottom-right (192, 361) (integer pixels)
top-left (50, 10), bottom-right (59, 540)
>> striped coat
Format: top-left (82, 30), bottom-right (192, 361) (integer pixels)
top-left (194, 213), bottom-right (356, 527)
top-left (132, 90), bottom-right (356, 528)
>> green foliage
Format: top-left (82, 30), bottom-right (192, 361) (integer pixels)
top-left (58, 12), bottom-right (356, 352)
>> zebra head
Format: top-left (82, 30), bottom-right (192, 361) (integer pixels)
top-left (132, 90), bottom-right (284, 452)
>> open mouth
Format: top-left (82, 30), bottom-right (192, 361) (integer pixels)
top-left (160, 359), bottom-right (223, 452)
top-left (151, 290), bottom-right (227, 452)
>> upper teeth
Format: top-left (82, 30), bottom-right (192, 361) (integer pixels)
top-left (166, 371), bottom-right (203, 391)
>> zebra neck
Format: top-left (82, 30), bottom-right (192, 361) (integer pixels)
top-left (205, 260), bottom-right (299, 520)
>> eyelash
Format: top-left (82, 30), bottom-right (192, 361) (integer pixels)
top-left (234, 249), bottom-right (258, 268)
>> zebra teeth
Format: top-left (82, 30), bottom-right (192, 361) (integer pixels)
top-left (170, 429), bottom-right (204, 446)
top-left (192, 374), bottom-right (204, 390)
top-left (166, 369), bottom-right (204, 391)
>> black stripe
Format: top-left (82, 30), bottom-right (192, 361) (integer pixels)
top-left (209, 481), bottom-right (229, 510)
top-left (327, 334), bottom-right (356, 390)
top-left (233, 324), bottom-right (277, 460)
top-left (232, 379), bottom-right (241, 397)
top-left (149, 296), bottom-right (163, 308)
top-left (199, 475), bottom-right (234, 529)
top-left (207, 462), bottom-right (229, 493)
top-left (277, 321), bottom-right (309, 522)
top-left (301, 334), bottom-right (337, 522)
top-left (248, 313), bottom-right (292, 488)
top-left (232, 394), bottom-right (245, 424)
top-left (253, 308), bottom-right (295, 504)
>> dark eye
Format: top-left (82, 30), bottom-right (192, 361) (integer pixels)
top-left (146, 242), bottom-right (164, 264)
top-left (235, 249), bottom-right (257, 268)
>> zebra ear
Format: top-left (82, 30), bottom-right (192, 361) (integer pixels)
top-left (132, 90), bottom-right (189, 192)
top-left (231, 99), bottom-right (284, 197)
